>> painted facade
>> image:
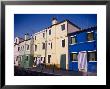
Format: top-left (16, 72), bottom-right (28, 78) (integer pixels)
top-left (33, 18), bottom-right (80, 69)
top-left (14, 44), bottom-right (19, 66)
top-left (14, 18), bottom-right (97, 72)
top-left (14, 34), bottom-right (34, 68)
top-left (14, 37), bottom-right (24, 66)
top-left (68, 27), bottom-right (97, 73)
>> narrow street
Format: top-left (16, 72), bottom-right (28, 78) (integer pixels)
top-left (14, 65), bottom-right (96, 76)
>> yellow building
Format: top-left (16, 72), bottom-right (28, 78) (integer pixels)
top-left (33, 18), bottom-right (80, 70)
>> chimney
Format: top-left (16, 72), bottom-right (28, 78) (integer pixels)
top-left (15, 37), bottom-right (19, 44)
top-left (52, 17), bottom-right (58, 25)
top-left (30, 35), bottom-right (33, 39)
top-left (25, 33), bottom-right (30, 40)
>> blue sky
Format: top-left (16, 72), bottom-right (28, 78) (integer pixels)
top-left (14, 14), bottom-right (97, 38)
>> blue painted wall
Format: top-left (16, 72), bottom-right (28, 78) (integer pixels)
top-left (88, 62), bottom-right (97, 72)
top-left (69, 62), bottom-right (97, 72)
top-left (69, 41), bottom-right (96, 53)
top-left (68, 27), bottom-right (97, 73)
top-left (69, 62), bottom-right (78, 71)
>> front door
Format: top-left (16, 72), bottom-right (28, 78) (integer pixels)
top-left (60, 54), bottom-right (66, 70)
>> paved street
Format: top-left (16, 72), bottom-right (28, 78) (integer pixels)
top-left (14, 65), bottom-right (96, 76)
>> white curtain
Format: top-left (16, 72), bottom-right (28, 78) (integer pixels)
top-left (78, 51), bottom-right (87, 72)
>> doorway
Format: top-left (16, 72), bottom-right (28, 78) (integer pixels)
top-left (48, 55), bottom-right (51, 63)
top-left (60, 54), bottom-right (66, 70)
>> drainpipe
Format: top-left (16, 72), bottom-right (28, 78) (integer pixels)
top-left (55, 25), bottom-right (56, 68)
top-left (24, 39), bottom-right (26, 68)
top-left (45, 29), bottom-right (47, 67)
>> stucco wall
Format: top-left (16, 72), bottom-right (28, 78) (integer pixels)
top-left (68, 28), bottom-right (97, 72)
top-left (67, 22), bottom-right (80, 34)
top-left (33, 21), bottom-right (81, 70)
top-left (34, 30), bottom-right (46, 57)
top-left (14, 44), bottom-right (19, 66)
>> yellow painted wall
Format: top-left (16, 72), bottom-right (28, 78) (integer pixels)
top-left (33, 20), bottom-right (80, 70)
top-left (34, 30), bottom-right (46, 57)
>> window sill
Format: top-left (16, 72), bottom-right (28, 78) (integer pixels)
top-left (71, 61), bottom-right (78, 62)
top-left (87, 40), bottom-right (95, 42)
top-left (69, 43), bottom-right (77, 45)
top-left (69, 40), bottom-right (96, 45)
top-left (89, 61), bottom-right (97, 62)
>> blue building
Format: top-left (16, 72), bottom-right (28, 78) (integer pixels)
top-left (68, 26), bottom-right (97, 73)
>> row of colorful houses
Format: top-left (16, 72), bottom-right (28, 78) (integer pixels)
top-left (14, 18), bottom-right (97, 73)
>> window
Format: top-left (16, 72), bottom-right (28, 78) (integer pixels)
top-left (23, 46), bottom-right (24, 50)
top-left (42, 43), bottom-right (45, 49)
top-left (16, 56), bottom-right (18, 61)
top-left (43, 33), bottom-right (45, 38)
top-left (49, 29), bottom-right (51, 35)
top-left (70, 53), bottom-right (78, 61)
top-left (87, 51), bottom-right (97, 61)
top-left (48, 43), bottom-right (50, 45)
top-left (18, 47), bottom-right (20, 51)
top-left (20, 56), bottom-right (22, 61)
top-left (51, 43), bottom-right (52, 49)
top-left (71, 36), bottom-right (77, 44)
top-left (35, 45), bottom-right (37, 51)
top-left (62, 39), bottom-right (65, 47)
top-left (35, 36), bottom-right (36, 40)
top-left (16, 58), bottom-right (17, 61)
top-left (27, 45), bottom-right (29, 50)
top-left (48, 42), bottom-right (52, 49)
top-left (48, 55), bottom-right (51, 63)
top-left (26, 56), bottom-right (28, 61)
top-left (61, 24), bottom-right (65, 30)
top-left (41, 57), bottom-right (43, 61)
top-left (16, 39), bottom-right (17, 43)
top-left (44, 57), bottom-right (45, 63)
top-left (21, 46), bottom-right (24, 50)
top-left (87, 32), bottom-right (94, 41)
